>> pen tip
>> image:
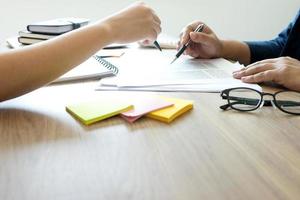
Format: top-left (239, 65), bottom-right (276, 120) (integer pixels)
top-left (154, 41), bottom-right (162, 52)
top-left (157, 45), bottom-right (162, 52)
top-left (170, 57), bottom-right (177, 64)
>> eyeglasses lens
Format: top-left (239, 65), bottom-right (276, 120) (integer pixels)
top-left (228, 89), bottom-right (261, 111)
top-left (275, 91), bottom-right (300, 114)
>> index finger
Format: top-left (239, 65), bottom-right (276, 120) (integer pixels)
top-left (241, 70), bottom-right (277, 83)
top-left (179, 21), bottom-right (205, 46)
top-left (248, 58), bottom-right (279, 68)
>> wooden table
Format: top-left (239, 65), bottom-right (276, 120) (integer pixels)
top-left (0, 47), bottom-right (300, 199)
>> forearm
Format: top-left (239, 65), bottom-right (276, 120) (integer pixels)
top-left (220, 40), bottom-right (251, 65)
top-left (0, 2), bottom-right (161, 102)
top-left (0, 21), bottom-right (112, 102)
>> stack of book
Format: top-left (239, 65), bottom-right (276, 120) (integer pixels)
top-left (17, 17), bottom-right (90, 45)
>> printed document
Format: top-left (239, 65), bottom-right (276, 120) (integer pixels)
top-left (97, 50), bottom-right (261, 92)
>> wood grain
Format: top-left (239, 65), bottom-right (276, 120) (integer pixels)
top-left (0, 81), bottom-right (299, 200)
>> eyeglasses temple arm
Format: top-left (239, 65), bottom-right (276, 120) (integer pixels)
top-left (275, 100), bottom-right (300, 107)
top-left (220, 96), bottom-right (261, 110)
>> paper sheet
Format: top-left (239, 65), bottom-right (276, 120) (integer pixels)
top-left (97, 50), bottom-right (261, 92)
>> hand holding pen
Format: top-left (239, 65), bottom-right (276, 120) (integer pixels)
top-left (173, 22), bottom-right (225, 63)
top-left (171, 24), bottom-right (205, 64)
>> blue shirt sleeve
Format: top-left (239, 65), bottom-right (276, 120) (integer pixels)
top-left (245, 10), bottom-right (299, 64)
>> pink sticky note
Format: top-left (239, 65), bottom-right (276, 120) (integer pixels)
top-left (121, 97), bottom-right (173, 123)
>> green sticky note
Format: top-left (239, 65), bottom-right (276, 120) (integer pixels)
top-left (66, 98), bottom-right (133, 125)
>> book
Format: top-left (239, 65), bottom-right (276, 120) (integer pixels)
top-left (53, 56), bottom-right (119, 83)
top-left (27, 17), bottom-right (90, 35)
top-left (18, 37), bottom-right (46, 45)
top-left (66, 98), bottom-right (133, 125)
top-left (146, 97), bottom-right (194, 123)
top-left (19, 30), bottom-right (56, 40)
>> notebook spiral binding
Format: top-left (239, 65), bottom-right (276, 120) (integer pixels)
top-left (93, 55), bottom-right (119, 75)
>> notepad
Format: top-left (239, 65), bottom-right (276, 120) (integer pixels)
top-left (121, 96), bottom-right (173, 123)
top-left (53, 56), bottom-right (118, 83)
top-left (147, 97), bottom-right (193, 123)
top-left (66, 98), bottom-right (133, 125)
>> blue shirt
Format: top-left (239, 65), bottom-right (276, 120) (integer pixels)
top-left (246, 9), bottom-right (300, 63)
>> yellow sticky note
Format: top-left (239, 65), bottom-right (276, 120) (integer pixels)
top-left (66, 98), bottom-right (133, 125)
top-left (147, 97), bottom-right (193, 123)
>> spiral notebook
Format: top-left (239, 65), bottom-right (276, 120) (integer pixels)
top-left (53, 55), bottom-right (119, 83)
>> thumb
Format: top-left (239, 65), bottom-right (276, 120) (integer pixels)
top-left (190, 32), bottom-right (212, 45)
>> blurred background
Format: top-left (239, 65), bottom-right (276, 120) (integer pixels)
top-left (0, 0), bottom-right (299, 43)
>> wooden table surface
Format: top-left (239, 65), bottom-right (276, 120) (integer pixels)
top-left (0, 81), bottom-right (299, 200)
top-left (1, 43), bottom-right (300, 199)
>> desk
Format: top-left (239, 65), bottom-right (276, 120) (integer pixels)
top-left (0, 47), bottom-right (300, 200)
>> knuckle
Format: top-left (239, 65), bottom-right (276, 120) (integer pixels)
top-left (191, 20), bottom-right (204, 26)
top-left (262, 63), bottom-right (271, 67)
top-left (263, 70), bottom-right (272, 77)
top-left (253, 74), bottom-right (262, 82)
top-left (260, 71), bottom-right (267, 77)
top-left (279, 56), bottom-right (291, 64)
top-left (281, 65), bottom-right (288, 70)
top-left (280, 65), bottom-right (290, 74)
top-left (145, 8), bottom-right (153, 15)
top-left (187, 24), bottom-right (194, 30)
top-left (246, 66), bottom-right (257, 72)
top-left (285, 56), bottom-right (292, 60)
top-left (239, 70), bottom-right (246, 76)
top-left (181, 27), bottom-right (189, 36)
top-left (140, 5), bottom-right (152, 14)
top-left (261, 63), bottom-right (273, 70)
top-left (147, 15), bottom-right (154, 21)
top-left (144, 16), bottom-right (154, 25)
top-left (138, 2), bottom-right (146, 6)
top-left (158, 26), bottom-right (162, 34)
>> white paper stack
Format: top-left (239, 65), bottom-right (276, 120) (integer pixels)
top-left (96, 50), bottom-right (261, 93)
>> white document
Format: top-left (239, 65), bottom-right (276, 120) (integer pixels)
top-left (97, 50), bottom-right (261, 92)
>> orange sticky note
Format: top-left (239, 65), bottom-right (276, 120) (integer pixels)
top-left (147, 97), bottom-right (193, 123)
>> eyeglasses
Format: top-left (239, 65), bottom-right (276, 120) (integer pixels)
top-left (220, 87), bottom-right (300, 115)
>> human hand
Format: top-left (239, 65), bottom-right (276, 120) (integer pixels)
top-left (178, 21), bottom-right (223, 59)
top-left (102, 2), bottom-right (161, 44)
top-left (233, 57), bottom-right (300, 91)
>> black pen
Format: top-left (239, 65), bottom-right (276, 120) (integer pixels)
top-left (170, 24), bottom-right (205, 64)
top-left (153, 40), bottom-right (162, 51)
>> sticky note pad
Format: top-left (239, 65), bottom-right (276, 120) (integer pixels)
top-left (146, 97), bottom-right (193, 123)
top-left (66, 98), bottom-right (133, 125)
top-left (121, 96), bottom-right (173, 123)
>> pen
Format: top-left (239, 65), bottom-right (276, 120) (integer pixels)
top-left (153, 40), bottom-right (162, 51)
top-left (170, 24), bottom-right (205, 64)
